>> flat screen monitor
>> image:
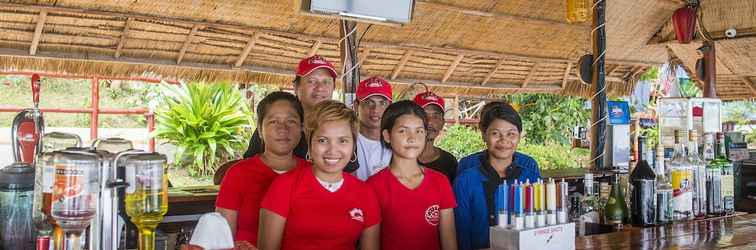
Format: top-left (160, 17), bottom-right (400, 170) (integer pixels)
top-left (308, 0), bottom-right (415, 24)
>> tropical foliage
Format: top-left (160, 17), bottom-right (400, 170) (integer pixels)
top-left (504, 94), bottom-right (590, 145)
top-left (153, 82), bottom-right (253, 176)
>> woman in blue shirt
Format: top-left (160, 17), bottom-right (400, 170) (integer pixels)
top-left (453, 101), bottom-right (541, 250)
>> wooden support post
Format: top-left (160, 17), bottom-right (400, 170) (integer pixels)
top-left (701, 41), bottom-right (717, 97)
top-left (307, 40), bottom-right (322, 57)
top-left (442, 55), bottom-right (464, 83)
top-left (340, 20), bottom-right (359, 106)
top-left (482, 58), bottom-right (505, 85)
top-left (235, 32), bottom-right (261, 68)
top-left (29, 10), bottom-right (48, 55)
top-left (114, 17), bottom-right (132, 59)
top-left (391, 49), bottom-right (414, 80)
top-left (522, 63), bottom-right (538, 88)
top-left (590, 0), bottom-right (607, 170)
top-left (177, 24), bottom-right (199, 65)
top-left (561, 62), bottom-right (572, 89)
top-left (90, 77), bottom-right (99, 141)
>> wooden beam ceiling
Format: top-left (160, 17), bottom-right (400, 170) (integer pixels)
top-left (177, 24), bottom-right (199, 65)
top-left (391, 49), bottom-right (414, 80)
top-left (29, 10), bottom-right (47, 56)
top-left (114, 17), bottom-right (132, 59)
top-left (562, 62), bottom-right (572, 89)
top-left (415, 1), bottom-right (589, 28)
top-left (307, 40), bottom-right (322, 57)
top-left (442, 54), bottom-right (464, 83)
top-left (522, 63), bottom-right (539, 88)
top-left (740, 77), bottom-right (756, 96)
top-left (481, 58), bottom-right (505, 86)
top-left (358, 48), bottom-right (371, 66)
top-left (0, 2), bottom-right (660, 68)
top-left (234, 32), bottom-right (261, 68)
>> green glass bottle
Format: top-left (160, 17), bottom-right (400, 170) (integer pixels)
top-left (604, 175), bottom-right (628, 230)
top-left (715, 132), bottom-right (735, 214)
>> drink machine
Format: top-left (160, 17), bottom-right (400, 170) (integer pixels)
top-left (657, 98), bottom-right (722, 150)
top-left (11, 74), bottom-right (44, 165)
top-left (603, 101), bottom-right (631, 172)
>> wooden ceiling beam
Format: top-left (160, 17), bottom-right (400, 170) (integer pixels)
top-left (481, 58), bottom-right (505, 86)
top-left (522, 63), bottom-right (539, 88)
top-left (177, 24), bottom-right (199, 65)
top-left (0, 2), bottom-right (661, 68)
top-left (561, 62), bottom-right (572, 89)
top-left (391, 49), bottom-right (414, 80)
top-left (234, 32), bottom-right (261, 68)
top-left (307, 40), bottom-right (322, 57)
top-left (739, 77), bottom-right (756, 96)
top-left (442, 54), bottom-right (464, 83)
top-left (114, 17), bottom-right (132, 59)
top-left (607, 65), bottom-right (621, 76)
top-left (358, 48), bottom-right (371, 66)
top-left (29, 10), bottom-right (48, 56)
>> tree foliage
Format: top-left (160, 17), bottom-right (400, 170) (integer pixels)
top-left (504, 94), bottom-right (590, 145)
top-left (153, 82), bottom-right (253, 176)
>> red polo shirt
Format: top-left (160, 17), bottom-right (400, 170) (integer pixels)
top-left (215, 155), bottom-right (307, 244)
top-left (261, 166), bottom-right (380, 250)
top-left (367, 167), bottom-right (457, 250)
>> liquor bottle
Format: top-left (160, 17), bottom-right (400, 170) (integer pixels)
top-left (604, 175), bottom-right (628, 230)
top-left (688, 130), bottom-right (707, 218)
top-left (630, 137), bottom-right (656, 226)
top-left (702, 133), bottom-right (715, 162)
top-left (706, 138), bottom-right (723, 216)
top-left (655, 145), bottom-right (673, 224)
top-left (716, 133), bottom-right (735, 215)
top-left (578, 174), bottom-right (599, 236)
top-left (668, 130), bottom-right (693, 221)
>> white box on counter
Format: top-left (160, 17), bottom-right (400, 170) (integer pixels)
top-left (489, 222), bottom-right (575, 250)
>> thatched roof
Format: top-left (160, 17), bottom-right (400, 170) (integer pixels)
top-left (0, 0), bottom-right (750, 100)
top-left (649, 0), bottom-right (756, 100)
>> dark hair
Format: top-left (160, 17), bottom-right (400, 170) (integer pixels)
top-left (479, 101), bottom-right (522, 133)
top-left (292, 76), bottom-right (302, 87)
top-left (380, 100), bottom-right (428, 148)
top-left (256, 91), bottom-right (304, 127)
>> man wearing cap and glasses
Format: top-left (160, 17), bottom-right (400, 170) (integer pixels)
top-left (241, 55), bottom-right (348, 165)
top-left (413, 91), bottom-right (458, 183)
top-left (353, 76), bottom-right (394, 181)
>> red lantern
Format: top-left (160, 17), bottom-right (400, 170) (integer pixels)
top-left (672, 6), bottom-right (697, 44)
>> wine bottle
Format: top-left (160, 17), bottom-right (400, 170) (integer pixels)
top-left (630, 136), bottom-right (656, 226)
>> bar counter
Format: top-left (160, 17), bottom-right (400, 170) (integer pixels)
top-left (576, 213), bottom-right (756, 249)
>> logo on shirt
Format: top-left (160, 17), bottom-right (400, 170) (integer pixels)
top-left (349, 208), bottom-right (364, 223)
top-left (425, 205), bottom-right (440, 226)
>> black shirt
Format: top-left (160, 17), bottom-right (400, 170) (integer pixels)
top-left (419, 149), bottom-right (458, 183)
top-left (242, 129), bottom-right (359, 173)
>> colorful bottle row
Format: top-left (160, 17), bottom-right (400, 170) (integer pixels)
top-left (496, 178), bottom-right (569, 230)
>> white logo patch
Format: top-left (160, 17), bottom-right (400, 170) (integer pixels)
top-left (425, 204), bottom-right (440, 226)
top-left (349, 208), bottom-right (364, 222)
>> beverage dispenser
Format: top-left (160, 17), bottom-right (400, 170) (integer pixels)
top-left (49, 151), bottom-right (100, 250)
top-left (119, 152), bottom-right (169, 250)
top-left (0, 162), bottom-right (36, 249)
top-left (11, 74), bottom-right (45, 165)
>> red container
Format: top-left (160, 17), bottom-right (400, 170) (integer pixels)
top-left (672, 6), bottom-right (697, 44)
top-left (36, 236), bottom-right (50, 250)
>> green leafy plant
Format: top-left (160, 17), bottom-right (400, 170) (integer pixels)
top-left (518, 144), bottom-right (589, 170)
top-left (437, 124), bottom-right (486, 159)
top-left (153, 82), bottom-right (253, 176)
top-left (504, 94), bottom-right (590, 145)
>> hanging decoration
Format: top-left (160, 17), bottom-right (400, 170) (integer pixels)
top-left (566, 0), bottom-right (590, 23)
top-left (672, 5), bottom-right (698, 43)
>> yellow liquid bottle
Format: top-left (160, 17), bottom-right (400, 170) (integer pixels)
top-left (123, 153), bottom-right (169, 250)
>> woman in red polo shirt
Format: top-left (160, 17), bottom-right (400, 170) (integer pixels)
top-left (258, 100), bottom-right (380, 250)
top-left (368, 100), bottom-right (457, 250)
top-left (215, 91), bottom-right (309, 246)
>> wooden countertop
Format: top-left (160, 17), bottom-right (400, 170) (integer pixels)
top-left (576, 213), bottom-right (756, 249)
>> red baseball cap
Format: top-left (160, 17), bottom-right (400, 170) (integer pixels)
top-left (296, 55), bottom-right (337, 79)
top-left (356, 76), bottom-right (393, 102)
top-left (414, 91), bottom-right (445, 110)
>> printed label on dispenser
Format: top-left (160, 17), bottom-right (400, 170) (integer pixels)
top-left (42, 164), bottom-right (55, 193)
top-left (126, 165), bottom-right (163, 194)
top-left (52, 165), bottom-right (87, 201)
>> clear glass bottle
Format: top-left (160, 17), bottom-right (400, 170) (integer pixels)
top-left (688, 130), bottom-right (707, 218)
top-left (702, 133), bottom-right (716, 162)
top-left (706, 137), bottom-right (723, 216)
top-left (668, 130), bottom-right (693, 221)
top-left (655, 144), bottom-right (673, 224)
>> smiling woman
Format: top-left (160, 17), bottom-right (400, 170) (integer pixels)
top-left (258, 100), bottom-right (380, 250)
